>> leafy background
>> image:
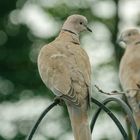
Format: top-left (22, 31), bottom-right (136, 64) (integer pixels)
top-left (0, 0), bottom-right (140, 140)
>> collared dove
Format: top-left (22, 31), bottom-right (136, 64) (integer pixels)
top-left (118, 28), bottom-right (140, 129)
top-left (38, 14), bottom-right (92, 140)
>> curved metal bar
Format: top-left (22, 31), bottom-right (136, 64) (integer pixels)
top-left (137, 129), bottom-right (140, 140)
top-left (26, 99), bottom-right (60, 140)
top-left (90, 97), bottom-right (129, 140)
top-left (90, 97), bottom-right (138, 139)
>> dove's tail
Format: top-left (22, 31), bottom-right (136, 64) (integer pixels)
top-left (127, 90), bottom-right (140, 128)
top-left (132, 113), bottom-right (140, 140)
top-left (67, 104), bottom-right (92, 140)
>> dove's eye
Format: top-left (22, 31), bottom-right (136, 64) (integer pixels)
top-left (80, 22), bottom-right (83, 25)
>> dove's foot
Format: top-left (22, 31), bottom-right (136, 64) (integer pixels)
top-left (54, 96), bottom-right (65, 106)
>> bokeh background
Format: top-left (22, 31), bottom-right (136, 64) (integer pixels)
top-left (0, 0), bottom-right (140, 140)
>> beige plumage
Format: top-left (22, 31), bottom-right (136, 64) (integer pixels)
top-left (119, 28), bottom-right (140, 129)
top-left (38, 15), bottom-right (92, 140)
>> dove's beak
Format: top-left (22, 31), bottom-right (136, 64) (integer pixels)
top-left (87, 27), bottom-right (92, 32)
top-left (116, 35), bottom-right (126, 48)
top-left (85, 25), bottom-right (92, 32)
top-left (117, 35), bottom-right (123, 44)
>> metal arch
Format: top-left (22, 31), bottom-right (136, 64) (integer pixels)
top-left (90, 97), bottom-right (129, 140)
top-left (26, 99), bottom-right (60, 140)
top-left (26, 97), bottom-right (137, 140)
top-left (90, 97), bottom-right (138, 140)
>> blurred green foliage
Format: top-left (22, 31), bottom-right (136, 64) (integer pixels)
top-left (0, 0), bottom-right (139, 140)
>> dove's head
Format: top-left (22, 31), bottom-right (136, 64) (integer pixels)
top-left (62, 14), bottom-right (92, 35)
top-left (118, 28), bottom-right (140, 46)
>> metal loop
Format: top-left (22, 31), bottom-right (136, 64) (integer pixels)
top-left (90, 97), bottom-right (138, 140)
top-left (26, 97), bottom-right (138, 140)
top-left (26, 100), bottom-right (60, 140)
top-left (104, 97), bottom-right (138, 137)
top-left (90, 97), bottom-right (129, 140)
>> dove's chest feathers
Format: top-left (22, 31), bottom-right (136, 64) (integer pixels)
top-left (51, 32), bottom-right (91, 85)
top-left (119, 44), bottom-right (140, 89)
top-left (120, 44), bottom-right (140, 72)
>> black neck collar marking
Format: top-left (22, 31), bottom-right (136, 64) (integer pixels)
top-left (135, 41), bottom-right (140, 45)
top-left (70, 41), bottom-right (80, 45)
top-left (62, 29), bottom-right (77, 36)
